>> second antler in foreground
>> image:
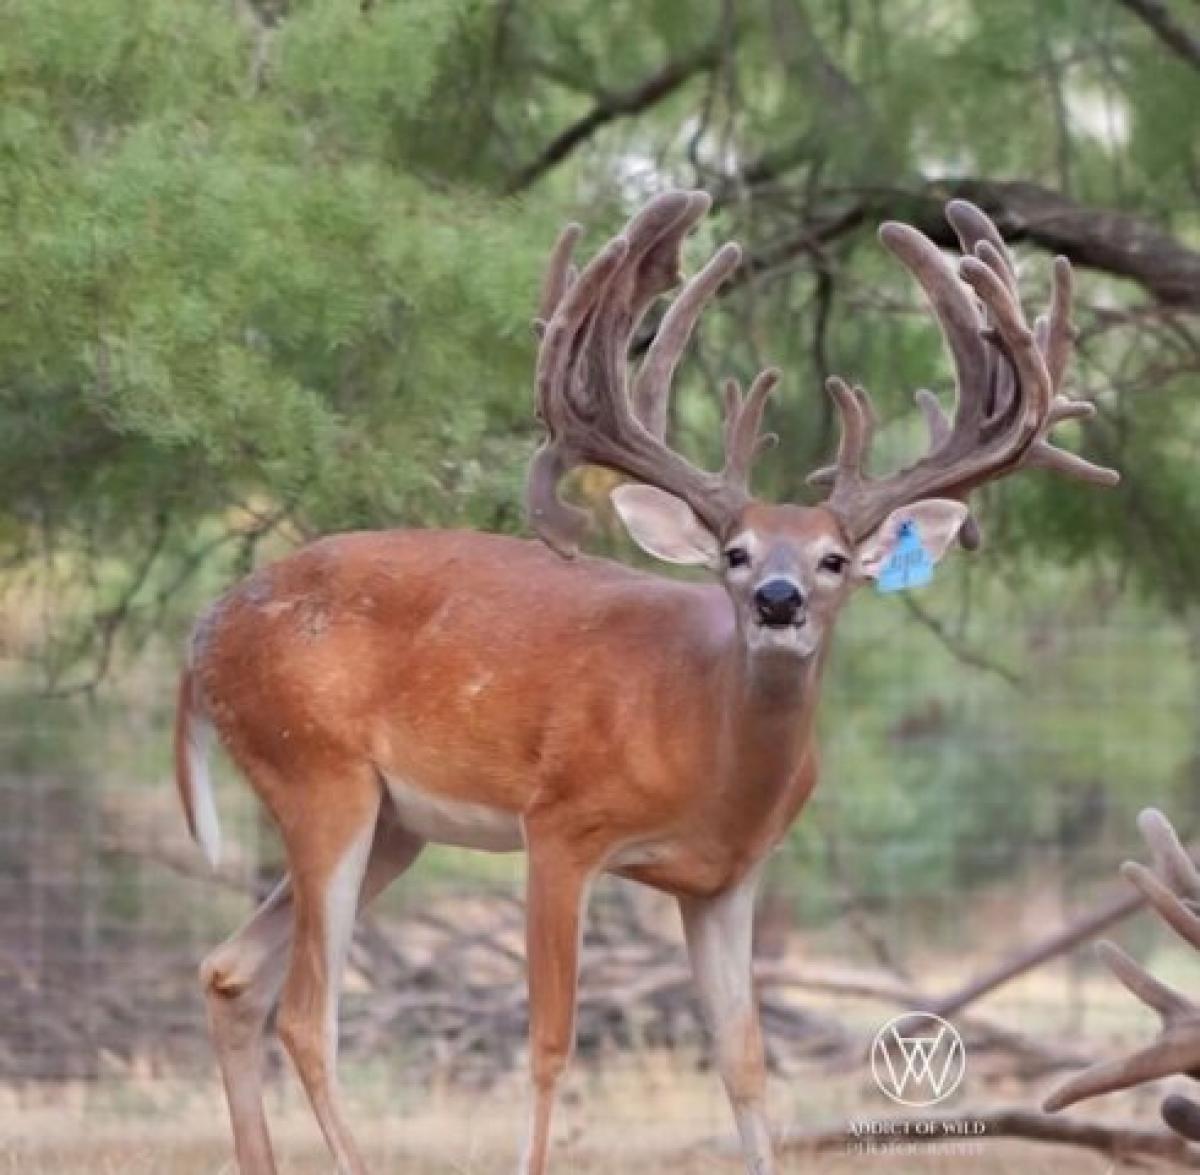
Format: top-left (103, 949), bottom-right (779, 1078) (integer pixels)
top-left (1046, 809), bottom-right (1200, 1139)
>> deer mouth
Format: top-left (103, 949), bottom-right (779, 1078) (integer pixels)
top-left (754, 613), bottom-right (806, 632)
top-left (749, 613), bottom-right (817, 657)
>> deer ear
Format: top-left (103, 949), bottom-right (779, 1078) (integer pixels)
top-left (854, 499), bottom-right (969, 581)
top-left (611, 485), bottom-right (719, 568)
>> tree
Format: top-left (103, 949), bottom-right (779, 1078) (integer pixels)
top-left (1, 0), bottom-right (1198, 691)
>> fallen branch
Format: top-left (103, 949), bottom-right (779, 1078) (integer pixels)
top-left (925, 886), bottom-right (1146, 1020)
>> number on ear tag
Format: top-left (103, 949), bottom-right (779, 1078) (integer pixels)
top-left (877, 519), bottom-right (935, 594)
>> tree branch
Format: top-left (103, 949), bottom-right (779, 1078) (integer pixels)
top-left (899, 594), bottom-right (1025, 688)
top-left (1116, 0), bottom-right (1200, 71)
top-left (737, 179), bottom-right (1200, 311)
top-left (504, 44), bottom-right (720, 194)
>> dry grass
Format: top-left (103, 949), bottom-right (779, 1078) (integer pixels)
top-left (0, 1140), bottom-right (1120, 1174)
top-left (0, 1053), bottom-right (1140, 1175)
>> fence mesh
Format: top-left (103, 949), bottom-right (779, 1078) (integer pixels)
top-left (2, 586), bottom-right (1196, 1166)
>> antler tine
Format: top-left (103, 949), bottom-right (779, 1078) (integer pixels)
top-left (946, 201), bottom-right (1022, 429)
top-left (945, 199), bottom-right (1016, 289)
top-left (633, 238), bottom-right (743, 439)
top-left (812, 201), bottom-right (1118, 542)
top-left (1044, 939), bottom-right (1200, 1114)
top-left (1122, 860), bottom-right (1200, 951)
top-left (1044, 809), bottom-right (1200, 1138)
top-left (1141, 807), bottom-right (1200, 902)
top-left (915, 388), bottom-right (952, 448)
top-left (827, 377), bottom-right (872, 483)
top-left (527, 191), bottom-right (767, 557)
top-left (1040, 255), bottom-right (1076, 392)
top-left (723, 368), bottom-right (780, 491)
top-left (959, 251), bottom-right (1052, 434)
top-left (880, 221), bottom-right (992, 436)
top-left (529, 232), bottom-right (634, 553)
top-left (914, 389), bottom-right (983, 549)
top-left (533, 222), bottom-right (584, 339)
top-left (805, 382), bottom-right (878, 490)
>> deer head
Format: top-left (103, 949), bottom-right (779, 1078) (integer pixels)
top-left (527, 191), bottom-right (1118, 660)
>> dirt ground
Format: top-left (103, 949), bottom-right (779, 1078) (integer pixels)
top-left (0, 1140), bottom-right (1124, 1174)
top-left (0, 1055), bottom-right (1150, 1175)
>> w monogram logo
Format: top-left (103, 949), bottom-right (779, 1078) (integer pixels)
top-left (870, 1013), bottom-right (967, 1106)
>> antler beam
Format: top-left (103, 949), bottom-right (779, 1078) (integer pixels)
top-left (527, 191), bottom-right (777, 557)
top-left (813, 199), bottom-right (1119, 543)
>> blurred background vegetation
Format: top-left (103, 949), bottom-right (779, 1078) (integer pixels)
top-left (2, 0), bottom-right (1200, 1125)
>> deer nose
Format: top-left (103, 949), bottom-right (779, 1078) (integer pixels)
top-left (754, 579), bottom-right (804, 626)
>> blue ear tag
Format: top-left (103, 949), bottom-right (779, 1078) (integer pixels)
top-left (877, 519), bottom-right (935, 594)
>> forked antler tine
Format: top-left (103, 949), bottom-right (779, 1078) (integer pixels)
top-left (530, 235), bottom-right (632, 555)
top-left (533, 222), bottom-right (584, 338)
top-left (944, 202), bottom-right (1022, 427)
top-left (529, 190), bottom-right (769, 557)
top-left (806, 381), bottom-right (877, 490)
top-left (970, 242), bottom-right (1022, 428)
top-left (878, 222), bottom-right (990, 431)
top-left (1123, 861), bottom-right (1200, 951)
top-left (626, 192), bottom-right (712, 329)
top-left (633, 241), bottom-right (742, 439)
top-left (959, 254), bottom-right (1052, 433)
top-left (554, 191), bottom-right (696, 405)
top-left (946, 199), bottom-right (1018, 298)
top-left (724, 368), bottom-right (780, 490)
top-left (535, 234), bottom-right (630, 428)
top-left (591, 194), bottom-right (708, 423)
top-left (1141, 808), bottom-right (1200, 902)
top-left (825, 376), bottom-right (872, 483)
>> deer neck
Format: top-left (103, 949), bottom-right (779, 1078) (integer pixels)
top-left (713, 635), bottom-right (826, 796)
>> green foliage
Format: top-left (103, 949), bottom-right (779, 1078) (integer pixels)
top-left (2, 0), bottom-right (1200, 897)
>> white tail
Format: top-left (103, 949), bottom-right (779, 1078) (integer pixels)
top-left (174, 670), bottom-right (221, 869)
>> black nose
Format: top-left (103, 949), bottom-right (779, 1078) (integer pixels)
top-left (754, 579), bottom-right (804, 626)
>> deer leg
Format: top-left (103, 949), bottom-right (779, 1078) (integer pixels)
top-left (202, 812), bottom-right (423, 1175)
top-left (271, 774), bottom-right (391, 1175)
top-left (201, 874), bottom-right (291, 1175)
top-left (518, 836), bottom-right (594, 1175)
top-left (679, 867), bottom-right (774, 1175)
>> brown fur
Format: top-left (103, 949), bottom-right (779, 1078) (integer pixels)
top-left (181, 508), bottom-right (860, 1175)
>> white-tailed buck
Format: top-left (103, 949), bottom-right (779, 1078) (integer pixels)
top-left (1045, 808), bottom-right (1200, 1139)
top-left (176, 190), bottom-right (1117, 1174)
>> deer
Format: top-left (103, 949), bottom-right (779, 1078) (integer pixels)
top-left (175, 189), bottom-right (1118, 1175)
top-left (1045, 808), bottom-right (1200, 1141)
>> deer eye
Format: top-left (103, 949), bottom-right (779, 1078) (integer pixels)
top-left (725, 547), bottom-right (750, 569)
top-left (820, 553), bottom-right (848, 575)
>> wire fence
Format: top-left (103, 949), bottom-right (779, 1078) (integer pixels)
top-left (2, 594), bottom-right (1197, 1148)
